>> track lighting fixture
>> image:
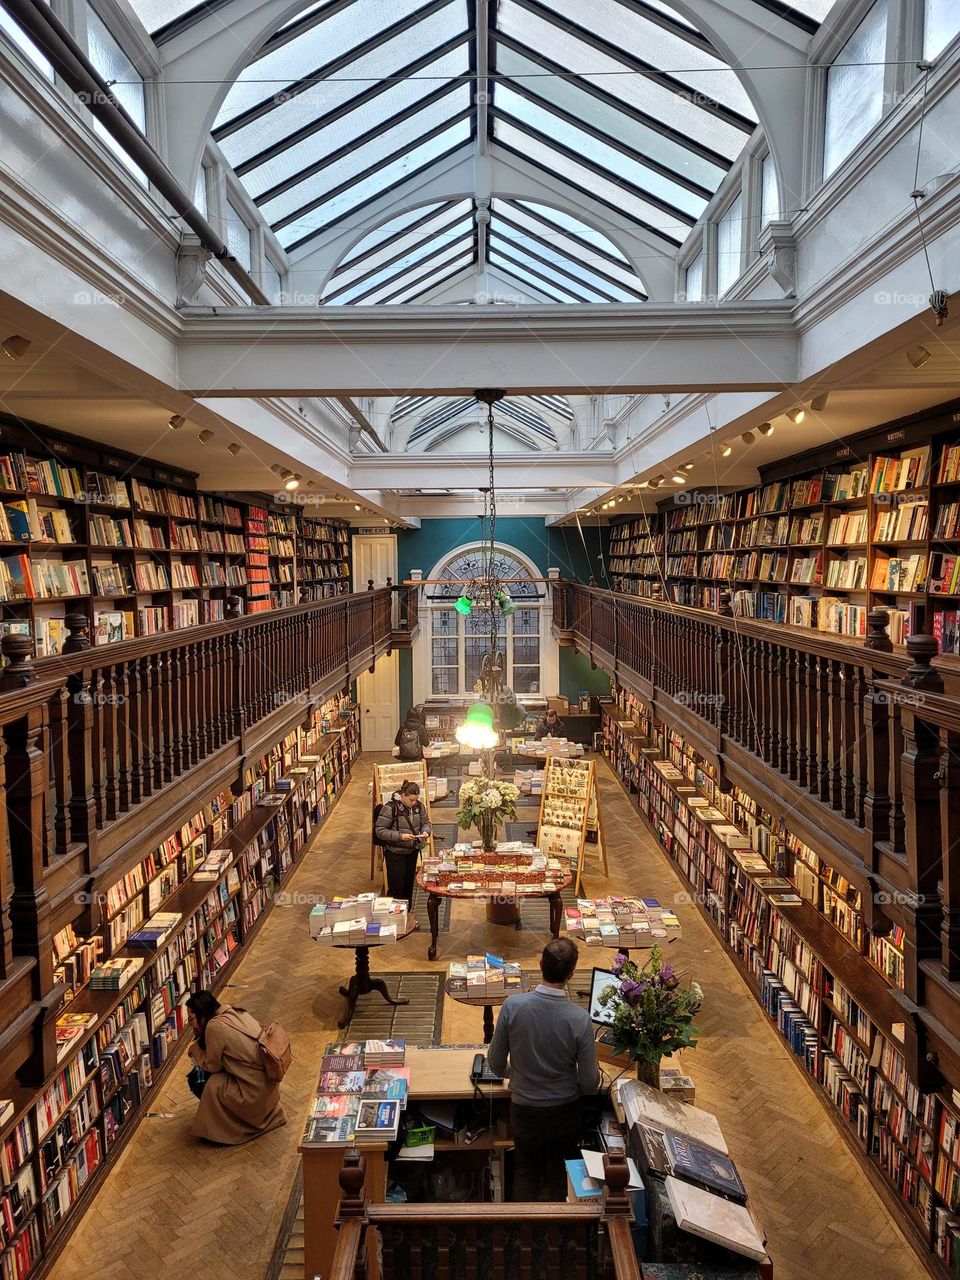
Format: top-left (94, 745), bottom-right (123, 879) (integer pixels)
top-left (682, 461), bottom-right (695, 471)
top-left (197, 429), bottom-right (214, 443)
top-left (285, 473), bottom-right (301, 491)
top-left (1, 335), bottom-right (30, 361)
top-left (671, 474), bottom-right (686, 485)
top-left (720, 443), bottom-right (733, 457)
top-left (757, 423), bottom-right (774, 437)
top-left (741, 431), bottom-right (755, 445)
top-left (270, 464), bottom-right (284, 476)
top-left (354, 504), bottom-right (361, 511)
top-left (786, 407), bottom-right (805, 424)
top-left (906, 345), bottom-right (931, 369)
top-left (649, 476), bottom-right (664, 489)
top-left (168, 415), bottom-right (186, 430)
top-left (810, 392), bottom-right (829, 411)
top-left (227, 443), bottom-right (241, 456)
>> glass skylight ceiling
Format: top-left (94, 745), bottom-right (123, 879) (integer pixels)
top-left (394, 395), bottom-right (569, 450)
top-left (194, 0), bottom-right (830, 293)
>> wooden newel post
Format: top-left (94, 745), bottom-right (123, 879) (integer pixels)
top-left (718, 590), bottom-right (733, 618)
top-left (864, 608), bottom-right (892, 653)
top-left (337, 1150), bottom-right (367, 1220)
top-left (901, 633), bottom-right (943, 693)
top-left (225, 596), bottom-right (241, 620)
top-left (601, 1150), bottom-right (632, 1216)
top-left (0, 634), bottom-right (36, 691)
top-left (62, 610), bottom-right (90, 653)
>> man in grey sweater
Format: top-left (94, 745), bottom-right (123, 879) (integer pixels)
top-left (487, 937), bottom-right (600, 1200)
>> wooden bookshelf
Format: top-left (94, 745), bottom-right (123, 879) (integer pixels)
top-left (0, 416), bottom-right (354, 655)
top-left (606, 403), bottom-right (960, 655)
top-left (0, 693), bottom-right (360, 1280)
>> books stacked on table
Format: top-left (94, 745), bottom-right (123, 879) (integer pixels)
top-left (89, 957), bottom-right (144, 990)
top-left (126, 912), bottom-right (181, 948)
top-left (614, 1078), bottom-right (768, 1265)
top-left (301, 1041), bottom-right (409, 1145)
top-left (516, 736), bottom-right (584, 759)
top-left (564, 897), bottom-right (682, 948)
top-left (310, 895), bottom-right (408, 942)
top-left (420, 843), bottom-right (569, 896)
top-left (513, 768), bottom-right (545, 796)
top-left (192, 849), bottom-right (233, 881)
top-left (447, 955), bottom-right (523, 999)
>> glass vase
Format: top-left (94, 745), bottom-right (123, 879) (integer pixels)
top-left (635, 1057), bottom-right (661, 1089)
top-left (478, 812), bottom-right (498, 853)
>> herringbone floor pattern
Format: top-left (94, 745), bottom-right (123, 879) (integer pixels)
top-left (47, 755), bottom-right (926, 1280)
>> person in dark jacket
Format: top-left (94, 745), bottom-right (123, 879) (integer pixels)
top-left (534, 707), bottom-right (566, 740)
top-left (374, 779), bottom-right (431, 909)
top-left (395, 708), bottom-right (431, 761)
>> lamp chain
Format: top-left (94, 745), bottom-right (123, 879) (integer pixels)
top-left (487, 399), bottom-right (498, 661)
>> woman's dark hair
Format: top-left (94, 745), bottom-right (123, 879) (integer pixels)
top-left (541, 938), bottom-right (578, 984)
top-left (187, 990), bottom-right (220, 1049)
top-left (403, 707), bottom-right (422, 727)
top-left (400, 780), bottom-right (420, 797)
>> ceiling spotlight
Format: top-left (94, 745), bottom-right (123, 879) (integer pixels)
top-left (1, 335), bottom-right (30, 361)
top-left (278, 468), bottom-right (293, 480)
top-left (197, 429), bottom-right (214, 443)
top-left (649, 476), bottom-right (664, 489)
top-left (270, 464), bottom-right (284, 476)
top-left (810, 392), bottom-right (829, 411)
top-left (721, 443), bottom-right (733, 457)
top-left (741, 431), bottom-right (755, 444)
top-left (227, 442), bottom-right (241, 456)
top-left (354, 504), bottom-right (361, 511)
top-left (907, 345), bottom-right (931, 369)
top-left (786, 407), bottom-right (805, 424)
top-left (682, 461), bottom-right (695, 471)
top-left (168, 414), bottom-right (186, 430)
top-left (757, 422), bottom-right (774, 436)
top-left (671, 473), bottom-right (686, 484)
top-left (284, 474), bottom-right (301, 491)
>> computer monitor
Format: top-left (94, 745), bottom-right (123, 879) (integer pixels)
top-left (589, 967), bottom-right (622, 1026)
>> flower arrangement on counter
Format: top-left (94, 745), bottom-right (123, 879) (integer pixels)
top-left (597, 945), bottom-right (703, 1088)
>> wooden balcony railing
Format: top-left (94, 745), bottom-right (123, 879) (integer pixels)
top-left (552, 581), bottom-right (960, 1089)
top-left (0, 586), bottom-right (412, 1085)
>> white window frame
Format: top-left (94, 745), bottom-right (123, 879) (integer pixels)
top-left (713, 185), bottom-right (744, 298)
top-left (412, 541), bottom-right (558, 705)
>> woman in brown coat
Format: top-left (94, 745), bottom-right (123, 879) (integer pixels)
top-left (186, 991), bottom-right (286, 1144)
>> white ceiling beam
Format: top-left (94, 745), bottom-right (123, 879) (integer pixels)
top-left (176, 300), bottom-right (798, 394)
top-left (348, 453), bottom-right (616, 488)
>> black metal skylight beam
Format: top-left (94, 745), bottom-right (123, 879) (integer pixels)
top-left (494, 208), bottom-right (647, 299)
top-left (349, 235), bottom-right (475, 304)
top-left (323, 205), bottom-right (471, 300)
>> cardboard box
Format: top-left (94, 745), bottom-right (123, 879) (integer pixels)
top-left (548, 695), bottom-right (570, 714)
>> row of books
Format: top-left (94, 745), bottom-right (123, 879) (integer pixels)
top-left (564, 896), bottom-right (682, 947)
top-left (303, 1040), bottom-right (409, 1145)
top-left (447, 954), bottom-right (523, 998)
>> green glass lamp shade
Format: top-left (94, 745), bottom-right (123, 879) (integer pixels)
top-left (454, 594), bottom-right (473, 615)
top-left (466, 701), bottom-right (494, 727)
top-left (497, 591), bottom-right (516, 617)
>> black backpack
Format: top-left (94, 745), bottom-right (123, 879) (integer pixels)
top-left (372, 800), bottom-right (399, 849)
top-left (398, 727), bottom-right (422, 760)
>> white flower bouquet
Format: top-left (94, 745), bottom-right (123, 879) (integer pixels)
top-left (457, 777), bottom-right (520, 849)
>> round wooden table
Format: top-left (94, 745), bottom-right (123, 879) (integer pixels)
top-left (323, 924), bottom-right (416, 1028)
top-left (443, 974), bottom-right (529, 1043)
top-left (416, 870), bottom-right (572, 961)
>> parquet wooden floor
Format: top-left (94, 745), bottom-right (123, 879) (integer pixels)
top-left (47, 756), bottom-right (927, 1280)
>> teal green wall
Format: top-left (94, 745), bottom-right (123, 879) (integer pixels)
top-left (396, 518), bottom-right (608, 715)
top-left (559, 648), bottom-right (611, 702)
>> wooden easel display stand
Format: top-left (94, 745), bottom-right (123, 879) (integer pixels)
top-left (536, 756), bottom-right (608, 894)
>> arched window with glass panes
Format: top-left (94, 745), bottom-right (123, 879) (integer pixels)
top-left (426, 545), bottom-right (544, 696)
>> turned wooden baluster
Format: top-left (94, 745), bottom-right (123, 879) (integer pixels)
top-left (851, 664), bottom-right (868, 827)
top-left (5, 703), bottom-right (54, 994)
top-left (153, 651), bottom-right (174, 784)
top-left (99, 666), bottom-right (121, 819)
top-left (193, 638), bottom-right (210, 761)
top-left (113, 661), bottom-right (133, 813)
top-left (794, 649), bottom-right (810, 786)
top-left (136, 654), bottom-right (155, 799)
top-left (46, 681), bottom-right (71, 859)
top-left (839, 663), bottom-right (858, 821)
top-left (939, 728), bottom-right (960, 980)
top-left (863, 674), bottom-right (891, 863)
top-left (0, 735), bottom-right (13, 978)
top-left (122, 655), bottom-right (144, 807)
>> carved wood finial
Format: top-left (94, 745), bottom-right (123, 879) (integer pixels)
top-left (718, 590), bottom-right (733, 618)
top-left (63, 611), bottom-right (91, 653)
top-left (338, 1150), bottom-right (367, 1219)
top-left (0, 633), bottom-right (36, 690)
top-left (367, 579), bottom-right (374, 591)
top-left (902, 632), bottom-right (943, 693)
top-left (865, 608), bottom-right (893, 653)
top-left (601, 1150), bottom-right (631, 1215)
top-left (225, 596), bottom-right (242, 620)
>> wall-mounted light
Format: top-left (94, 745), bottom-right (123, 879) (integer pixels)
top-left (649, 476), bottom-right (664, 489)
top-left (786, 407), bottom-right (805, 424)
top-left (721, 443), bottom-right (733, 457)
top-left (682, 461), bottom-right (695, 471)
top-left (671, 473), bottom-right (686, 484)
top-left (757, 422), bottom-right (774, 436)
top-left (168, 414), bottom-right (186, 430)
top-left (1, 335), bottom-right (30, 361)
top-left (285, 473), bottom-right (301, 491)
top-left (810, 392), bottom-right (829, 411)
top-left (198, 429), bottom-right (214, 444)
top-left (741, 431), bottom-right (755, 444)
top-left (227, 442), bottom-right (241, 456)
top-left (270, 464), bottom-right (284, 476)
top-left (906, 346), bottom-right (931, 369)
top-left (354, 504), bottom-right (361, 511)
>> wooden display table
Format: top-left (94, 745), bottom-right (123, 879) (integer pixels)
top-left (417, 871), bottom-right (570, 961)
top-left (443, 974), bottom-right (529, 1043)
top-left (322, 924), bottom-right (415, 1028)
top-left (300, 1046), bottom-right (509, 1280)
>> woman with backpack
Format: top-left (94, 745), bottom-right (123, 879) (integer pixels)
top-left (186, 991), bottom-right (287, 1144)
top-left (394, 707), bottom-right (430, 761)
top-left (374, 779), bottom-right (431, 910)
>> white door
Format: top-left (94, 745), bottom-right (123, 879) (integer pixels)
top-left (354, 534), bottom-right (399, 751)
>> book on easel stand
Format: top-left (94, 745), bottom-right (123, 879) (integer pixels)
top-left (536, 756), bottom-right (607, 894)
top-left (371, 760), bottom-right (435, 887)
